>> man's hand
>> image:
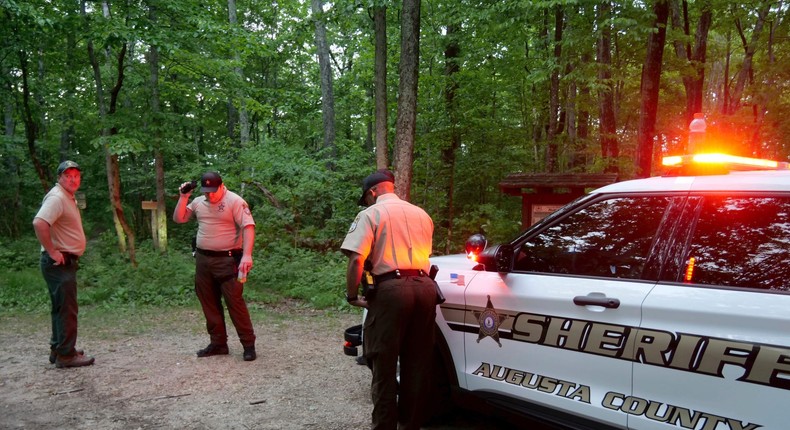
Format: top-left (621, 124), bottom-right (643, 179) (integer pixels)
top-left (179, 181), bottom-right (196, 196)
top-left (48, 249), bottom-right (66, 265)
top-left (348, 296), bottom-right (369, 309)
top-left (238, 255), bottom-right (253, 275)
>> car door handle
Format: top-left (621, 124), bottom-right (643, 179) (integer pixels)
top-left (573, 295), bottom-right (620, 309)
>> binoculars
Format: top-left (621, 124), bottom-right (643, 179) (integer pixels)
top-left (180, 180), bottom-right (198, 194)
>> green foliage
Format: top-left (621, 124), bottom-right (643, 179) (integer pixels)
top-left (0, 240), bottom-right (65, 311)
top-left (452, 203), bottom-right (523, 251)
top-left (79, 236), bottom-right (196, 307)
top-left (0, 236), bottom-right (41, 272)
top-left (255, 242), bottom-right (347, 309)
top-left (0, 232), bottom-right (347, 312)
top-left (0, 270), bottom-right (49, 312)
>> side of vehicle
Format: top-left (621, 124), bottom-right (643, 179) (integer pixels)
top-left (343, 163), bottom-right (790, 429)
top-left (429, 170), bottom-right (790, 430)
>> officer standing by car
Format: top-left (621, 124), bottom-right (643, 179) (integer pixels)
top-left (341, 169), bottom-right (437, 430)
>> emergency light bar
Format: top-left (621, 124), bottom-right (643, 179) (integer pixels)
top-left (662, 153), bottom-right (790, 174)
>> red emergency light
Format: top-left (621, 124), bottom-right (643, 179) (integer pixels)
top-left (663, 153), bottom-right (789, 170)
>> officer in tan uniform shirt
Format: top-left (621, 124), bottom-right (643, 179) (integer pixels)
top-left (173, 172), bottom-right (257, 361)
top-left (33, 160), bottom-right (95, 368)
top-left (341, 169), bottom-right (436, 430)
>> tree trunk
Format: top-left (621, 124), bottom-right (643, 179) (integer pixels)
top-left (670, 0), bottom-right (712, 124)
top-left (228, 0), bottom-right (249, 148)
top-left (725, 1), bottom-right (770, 115)
top-left (750, 5), bottom-right (781, 157)
top-left (2, 60), bottom-right (22, 237)
top-left (312, 0), bottom-right (336, 160)
top-left (442, 22), bottom-right (460, 254)
top-left (19, 50), bottom-right (50, 191)
top-left (574, 52), bottom-right (592, 170)
top-left (546, 5), bottom-right (563, 172)
top-left (374, 6), bottom-right (389, 169)
top-left (635, 0), bottom-right (670, 178)
top-left (722, 30), bottom-right (731, 114)
top-left (3, 64), bottom-right (13, 140)
top-left (84, 0), bottom-right (136, 265)
top-left (60, 11), bottom-right (77, 162)
top-left (392, 0), bottom-right (421, 201)
top-left (148, 3), bottom-right (167, 252)
top-left (597, 2), bottom-right (619, 174)
top-left (227, 100), bottom-right (238, 140)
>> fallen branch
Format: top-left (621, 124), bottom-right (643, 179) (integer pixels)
top-left (243, 180), bottom-right (283, 209)
top-left (141, 393), bottom-right (191, 402)
top-left (53, 388), bottom-right (84, 396)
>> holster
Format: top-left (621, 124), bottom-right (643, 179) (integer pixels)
top-left (361, 259), bottom-right (375, 299)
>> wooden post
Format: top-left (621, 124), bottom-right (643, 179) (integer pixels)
top-left (141, 201), bottom-right (160, 250)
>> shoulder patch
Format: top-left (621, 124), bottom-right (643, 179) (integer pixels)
top-left (347, 214), bottom-right (361, 233)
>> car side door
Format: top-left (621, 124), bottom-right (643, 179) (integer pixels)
top-left (632, 192), bottom-right (790, 430)
top-left (462, 193), bottom-right (686, 429)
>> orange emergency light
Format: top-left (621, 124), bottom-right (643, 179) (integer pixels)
top-left (684, 257), bottom-right (696, 283)
top-left (662, 153), bottom-right (790, 175)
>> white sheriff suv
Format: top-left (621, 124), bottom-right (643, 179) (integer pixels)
top-left (344, 154), bottom-right (790, 430)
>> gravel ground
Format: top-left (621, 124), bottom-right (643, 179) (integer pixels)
top-left (0, 302), bottom-right (509, 430)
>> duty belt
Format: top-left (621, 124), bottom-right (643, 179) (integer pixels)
top-left (196, 248), bottom-right (243, 257)
top-left (373, 269), bottom-right (426, 284)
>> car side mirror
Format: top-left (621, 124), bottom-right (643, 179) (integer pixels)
top-left (474, 244), bottom-right (513, 272)
top-left (494, 244), bottom-right (514, 272)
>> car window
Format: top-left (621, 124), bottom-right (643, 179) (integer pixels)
top-left (684, 195), bottom-right (790, 291)
top-left (513, 196), bottom-right (672, 279)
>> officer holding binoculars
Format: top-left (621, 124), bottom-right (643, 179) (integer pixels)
top-left (173, 172), bottom-right (258, 362)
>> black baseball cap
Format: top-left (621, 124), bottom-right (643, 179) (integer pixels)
top-left (358, 169), bottom-right (395, 206)
top-left (200, 172), bottom-right (223, 193)
top-left (57, 160), bottom-right (81, 175)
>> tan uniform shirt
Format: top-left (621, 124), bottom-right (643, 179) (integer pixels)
top-left (34, 184), bottom-right (86, 256)
top-left (187, 190), bottom-right (255, 251)
top-left (341, 193), bottom-right (433, 275)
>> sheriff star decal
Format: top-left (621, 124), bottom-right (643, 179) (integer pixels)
top-left (474, 295), bottom-right (507, 347)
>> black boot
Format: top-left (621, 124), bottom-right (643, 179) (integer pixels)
top-left (197, 344), bottom-right (229, 357)
top-left (243, 346), bottom-right (256, 361)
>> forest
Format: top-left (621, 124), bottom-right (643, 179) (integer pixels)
top-left (2, 0), bottom-right (789, 278)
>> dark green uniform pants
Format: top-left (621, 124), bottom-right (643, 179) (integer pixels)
top-left (40, 252), bottom-right (80, 357)
top-left (363, 275), bottom-right (437, 430)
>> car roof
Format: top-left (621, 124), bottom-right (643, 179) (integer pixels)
top-left (592, 170), bottom-right (790, 194)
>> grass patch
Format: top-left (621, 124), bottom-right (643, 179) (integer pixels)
top-left (0, 270), bottom-right (50, 312)
top-left (0, 235), bottom-right (352, 315)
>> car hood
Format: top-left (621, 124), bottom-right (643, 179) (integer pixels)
top-left (429, 253), bottom-right (481, 281)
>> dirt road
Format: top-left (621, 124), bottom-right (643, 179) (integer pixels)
top-left (0, 303), bottom-right (504, 429)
